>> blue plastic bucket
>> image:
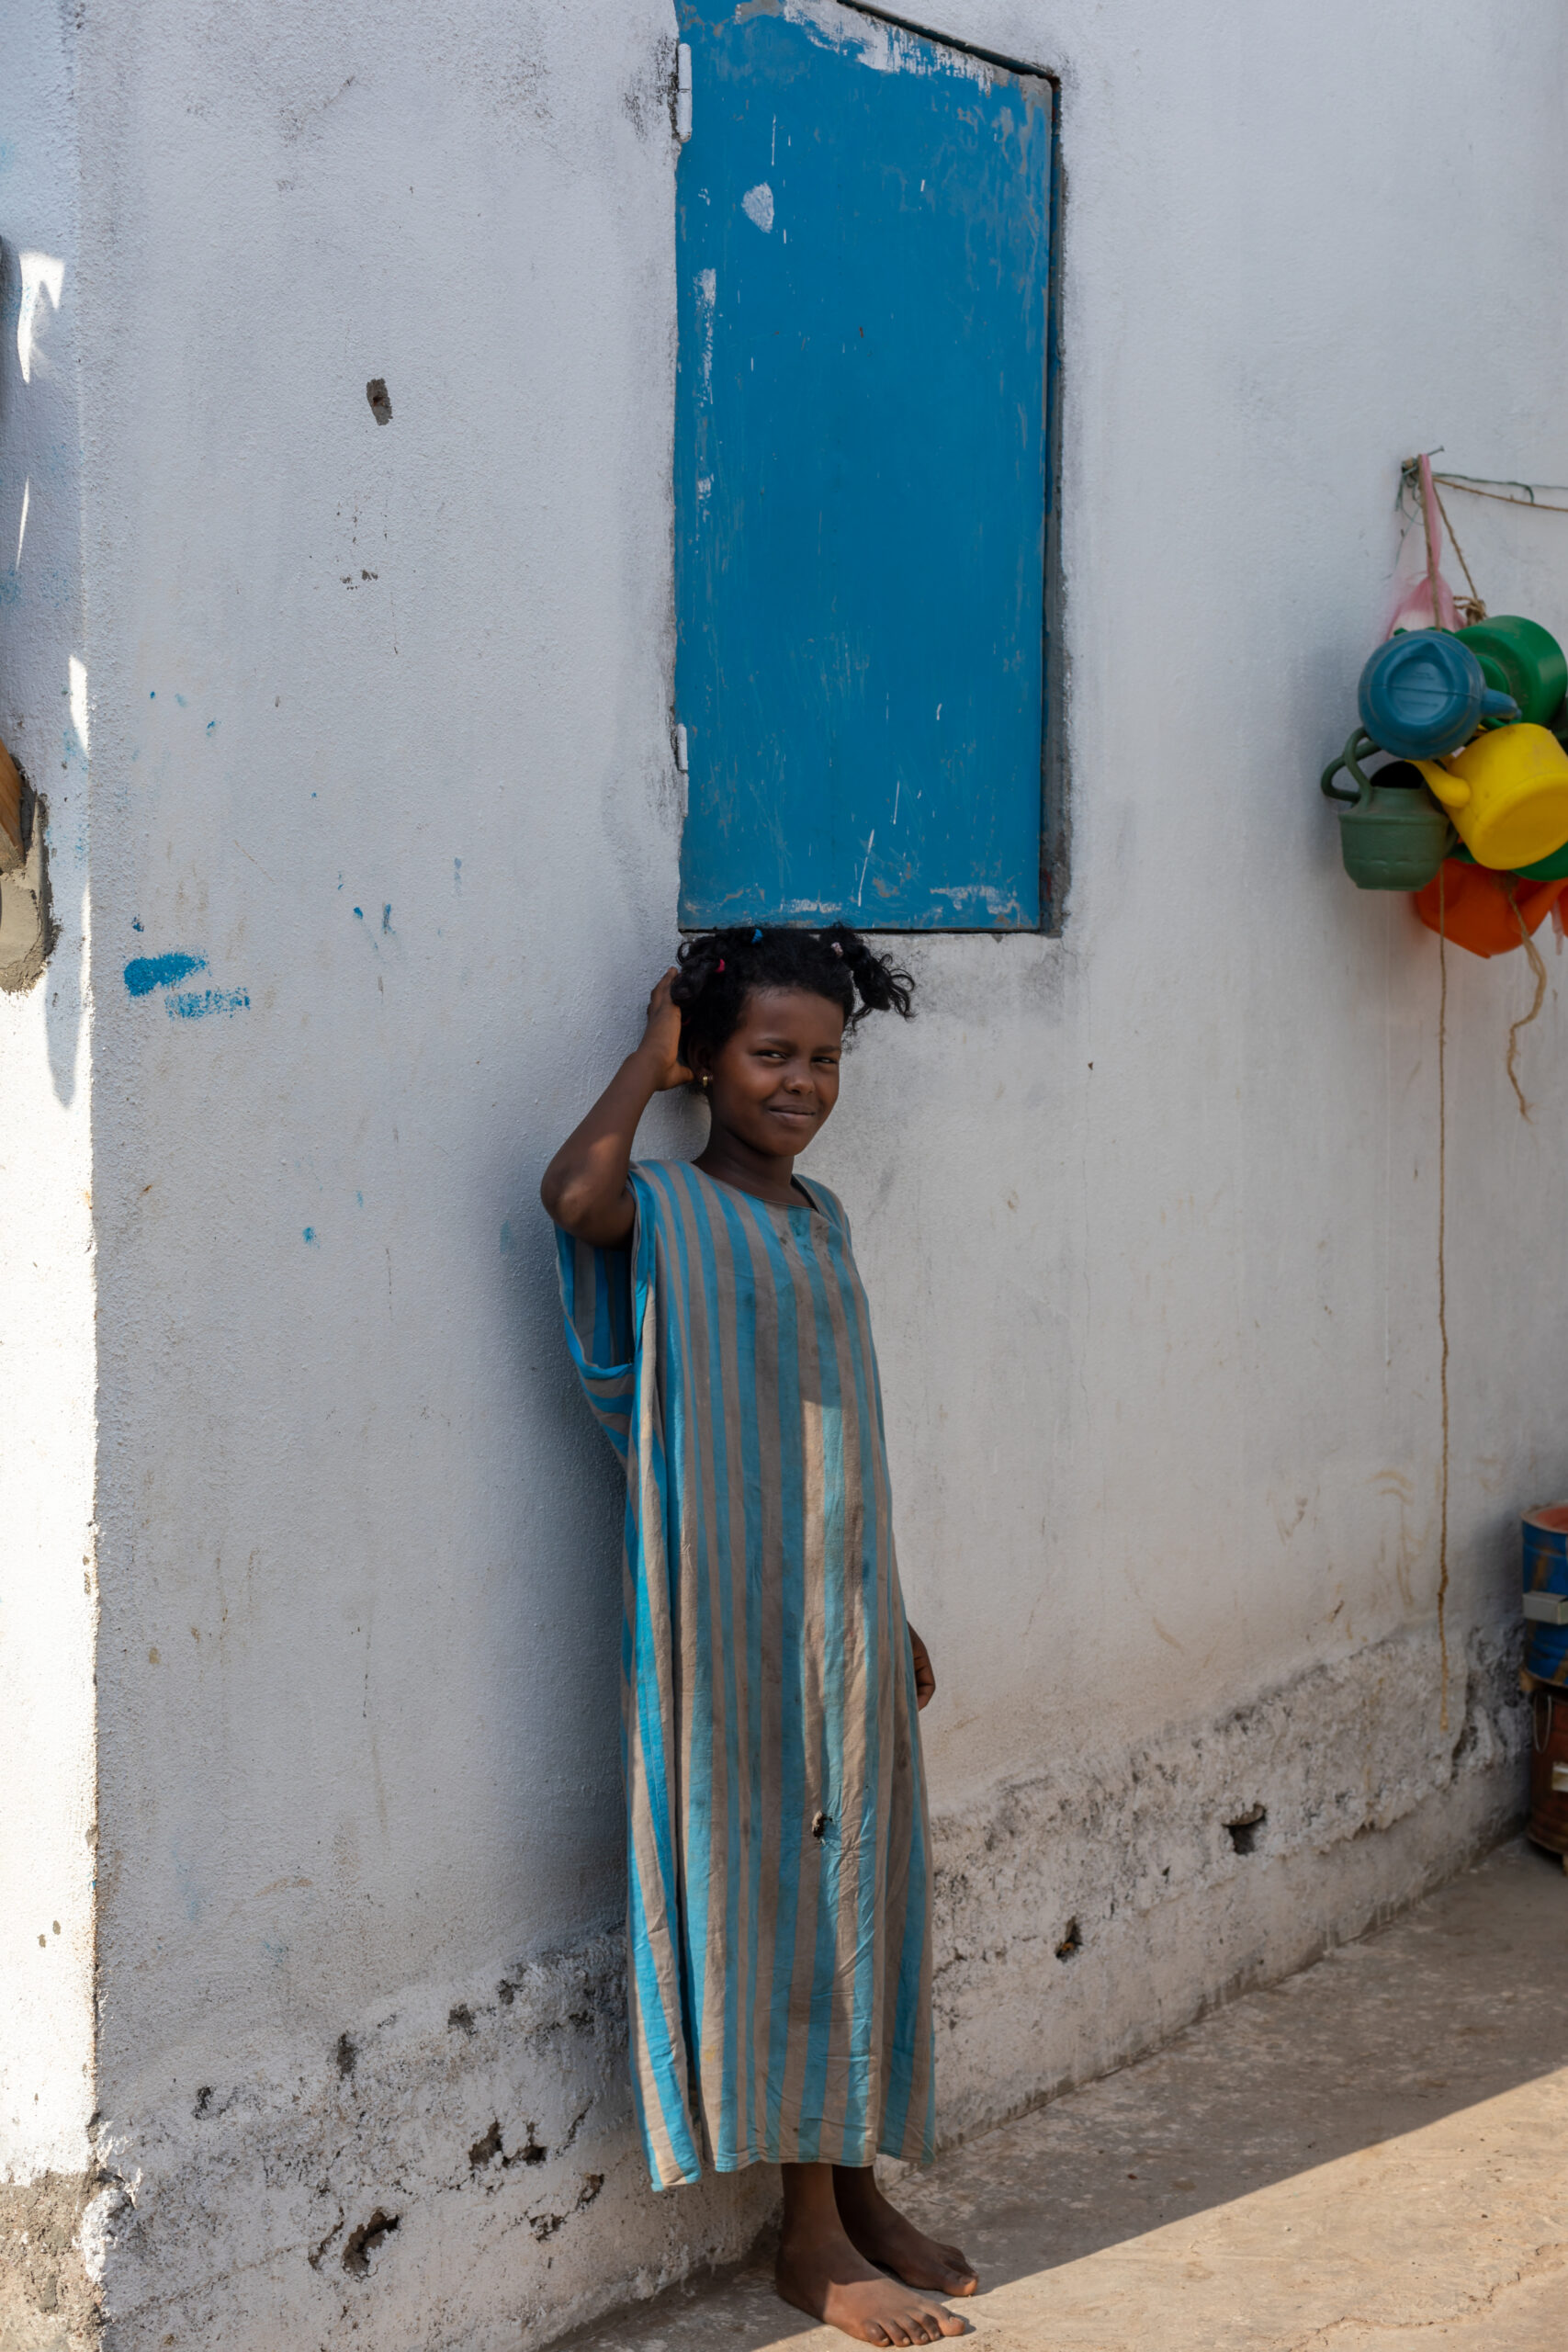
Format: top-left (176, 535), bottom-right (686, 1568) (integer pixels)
top-left (1523, 1504), bottom-right (1568, 1688)
top-left (1525, 1619), bottom-right (1568, 1688)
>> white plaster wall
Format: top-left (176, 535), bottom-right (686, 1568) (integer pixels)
top-left (0, 3), bottom-right (97, 2186)
top-left (7, 0), bottom-right (1567, 2342)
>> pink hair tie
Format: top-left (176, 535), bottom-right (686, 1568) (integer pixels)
top-left (716, 958), bottom-right (725, 972)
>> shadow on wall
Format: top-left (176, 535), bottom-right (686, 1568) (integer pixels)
top-left (496, 1187), bottom-right (630, 1906)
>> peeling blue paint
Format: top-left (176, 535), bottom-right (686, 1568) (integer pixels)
top-left (125, 951), bottom-right (206, 997)
top-left (168, 988), bottom-right (249, 1020)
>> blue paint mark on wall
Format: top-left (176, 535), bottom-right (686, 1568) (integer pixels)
top-left (500, 1220), bottom-right (514, 1256)
top-left (675, 6), bottom-right (1055, 930)
top-left (125, 951), bottom-right (206, 997)
top-left (302, 1227), bottom-right (319, 1246)
top-left (167, 988), bottom-right (249, 1021)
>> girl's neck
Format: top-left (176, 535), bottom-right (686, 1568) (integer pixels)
top-left (695, 1129), bottom-right (804, 1206)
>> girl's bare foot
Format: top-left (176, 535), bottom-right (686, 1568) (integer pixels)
top-left (778, 2163), bottom-right (970, 2345)
top-left (833, 2164), bottom-right (978, 2300)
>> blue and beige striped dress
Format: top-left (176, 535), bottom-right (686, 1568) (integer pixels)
top-left (556, 1160), bottom-right (935, 2190)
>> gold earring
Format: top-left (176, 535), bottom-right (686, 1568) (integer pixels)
top-left (700, 1073), bottom-right (711, 1091)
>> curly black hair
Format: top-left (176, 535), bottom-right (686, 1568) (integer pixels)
top-left (670, 924), bottom-right (915, 1068)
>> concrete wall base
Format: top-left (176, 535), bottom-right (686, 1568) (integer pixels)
top-left (924, 1621), bottom-right (1528, 2151)
top-left (73, 1622), bottom-right (1525, 2351)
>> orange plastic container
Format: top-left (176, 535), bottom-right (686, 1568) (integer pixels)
top-left (1412, 858), bottom-right (1566, 957)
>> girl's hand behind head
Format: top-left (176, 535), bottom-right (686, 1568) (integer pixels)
top-left (637, 967), bottom-right (694, 1092)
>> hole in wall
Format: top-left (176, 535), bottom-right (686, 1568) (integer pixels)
top-left (1226, 1807), bottom-right (1267, 1856)
top-left (342, 2209), bottom-right (400, 2277)
top-left (366, 378), bottom-right (392, 425)
top-left (1055, 1918), bottom-right (1082, 1961)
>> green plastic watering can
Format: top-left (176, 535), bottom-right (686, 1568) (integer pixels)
top-left (1321, 731), bottom-right (1453, 890)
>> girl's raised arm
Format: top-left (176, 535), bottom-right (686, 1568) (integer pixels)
top-left (539, 968), bottom-right (691, 1245)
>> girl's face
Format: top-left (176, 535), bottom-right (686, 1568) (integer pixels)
top-left (695, 988), bottom-right (846, 1159)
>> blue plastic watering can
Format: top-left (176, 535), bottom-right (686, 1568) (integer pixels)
top-left (1358, 630), bottom-right (1517, 761)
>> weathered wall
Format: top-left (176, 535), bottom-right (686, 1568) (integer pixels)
top-left (3, 0), bottom-right (1566, 2345)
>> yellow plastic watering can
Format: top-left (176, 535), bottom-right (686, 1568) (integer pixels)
top-left (1413, 724), bottom-right (1568, 871)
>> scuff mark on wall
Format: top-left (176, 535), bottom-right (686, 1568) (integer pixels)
top-left (87, 1929), bottom-right (773, 2352)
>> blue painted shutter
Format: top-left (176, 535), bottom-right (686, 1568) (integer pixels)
top-left (675, 3), bottom-right (1054, 932)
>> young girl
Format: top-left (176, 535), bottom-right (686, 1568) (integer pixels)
top-left (541, 925), bottom-right (975, 2347)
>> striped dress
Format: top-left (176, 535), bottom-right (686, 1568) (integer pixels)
top-left (556, 1159), bottom-right (935, 2190)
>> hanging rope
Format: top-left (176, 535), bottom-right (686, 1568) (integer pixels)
top-left (1418, 461), bottom-right (1444, 628)
top-left (1436, 865), bottom-right (1450, 1736)
top-left (1426, 475), bottom-right (1486, 623)
top-left (1432, 471), bottom-right (1568, 517)
top-left (1505, 886), bottom-right (1550, 1121)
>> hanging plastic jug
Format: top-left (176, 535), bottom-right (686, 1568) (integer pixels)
top-left (1412, 859), bottom-right (1567, 957)
top-left (1411, 723), bottom-right (1568, 871)
top-left (1358, 631), bottom-right (1517, 760)
top-left (1456, 616), bottom-right (1568, 730)
top-left (1320, 732), bottom-right (1452, 890)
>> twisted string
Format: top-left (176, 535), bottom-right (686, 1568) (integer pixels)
top-left (1436, 864), bottom-right (1450, 1737)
